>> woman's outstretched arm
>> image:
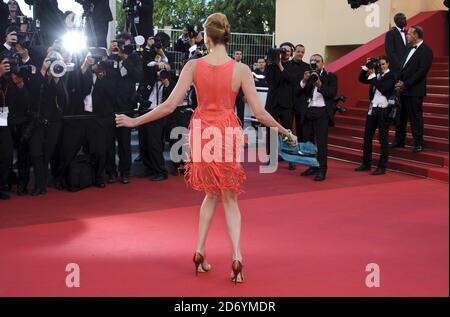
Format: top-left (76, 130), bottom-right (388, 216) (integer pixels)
top-left (239, 64), bottom-right (298, 144)
top-left (115, 60), bottom-right (196, 128)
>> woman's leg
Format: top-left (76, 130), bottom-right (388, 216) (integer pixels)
top-left (195, 193), bottom-right (219, 256)
top-left (221, 190), bottom-right (242, 262)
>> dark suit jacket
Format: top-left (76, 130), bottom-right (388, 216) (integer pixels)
top-left (358, 69), bottom-right (396, 101)
top-left (399, 42), bottom-right (434, 97)
top-left (385, 28), bottom-right (408, 73)
top-left (93, 0), bottom-right (113, 22)
top-left (289, 59), bottom-right (311, 113)
top-left (25, 0), bottom-right (65, 46)
top-left (296, 70), bottom-right (338, 126)
top-left (265, 61), bottom-right (295, 111)
top-left (137, 0), bottom-right (154, 39)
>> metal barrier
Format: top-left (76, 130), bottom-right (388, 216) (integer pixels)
top-left (154, 28), bottom-right (275, 70)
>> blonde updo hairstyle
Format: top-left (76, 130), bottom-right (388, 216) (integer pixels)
top-left (203, 13), bottom-right (231, 46)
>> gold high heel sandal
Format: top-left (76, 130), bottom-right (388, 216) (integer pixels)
top-left (193, 252), bottom-right (212, 276)
top-left (231, 260), bottom-right (244, 284)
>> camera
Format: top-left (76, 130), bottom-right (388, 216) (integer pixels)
top-left (366, 57), bottom-right (381, 73)
top-left (267, 47), bottom-right (287, 66)
top-left (334, 95), bottom-right (348, 114)
top-left (0, 50), bottom-right (34, 78)
top-left (117, 39), bottom-right (136, 56)
top-left (308, 61), bottom-right (321, 84)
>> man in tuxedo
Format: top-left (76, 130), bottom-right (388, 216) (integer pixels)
top-left (265, 42), bottom-right (296, 170)
top-left (355, 57), bottom-right (396, 175)
top-left (296, 54), bottom-right (338, 181)
top-left (391, 25), bottom-right (433, 153)
top-left (24, 0), bottom-right (65, 47)
top-left (291, 44), bottom-right (310, 144)
top-left (385, 13), bottom-right (408, 74)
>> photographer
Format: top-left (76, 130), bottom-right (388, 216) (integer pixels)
top-left (296, 54), bottom-right (338, 182)
top-left (233, 49), bottom-right (245, 127)
top-left (138, 32), bottom-right (172, 181)
top-left (24, 0), bottom-right (65, 47)
top-left (355, 56), bottom-right (396, 176)
top-left (253, 57), bottom-right (267, 87)
top-left (57, 49), bottom-right (116, 189)
top-left (0, 58), bottom-right (14, 200)
top-left (265, 42), bottom-right (296, 170)
top-left (7, 0), bottom-right (25, 26)
top-left (27, 52), bottom-right (68, 196)
top-left (107, 33), bottom-right (143, 184)
top-left (7, 70), bottom-right (32, 195)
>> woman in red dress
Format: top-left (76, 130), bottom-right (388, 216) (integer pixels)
top-left (116, 13), bottom-right (298, 284)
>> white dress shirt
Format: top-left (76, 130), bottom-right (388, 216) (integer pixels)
top-left (396, 26), bottom-right (407, 47)
top-left (300, 70), bottom-right (326, 108)
top-left (403, 40), bottom-right (424, 68)
top-left (148, 81), bottom-right (164, 110)
top-left (84, 74), bottom-right (97, 113)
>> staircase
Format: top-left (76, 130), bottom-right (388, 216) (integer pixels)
top-left (327, 11), bottom-right (449, 182)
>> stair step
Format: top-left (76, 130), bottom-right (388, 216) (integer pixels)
top-left (336, 115), bottom-right (449, 139)
top-left (425, 94), bottom-right (449, 104)
top-left (329, 134), bottom-right (449, 167)
top-left (431, 62), bottom-right (449, 70)
top-left (434, 57), bottom-right (449, 63)
top-left (428, 85), bottom-right (449, 95)
top-left (429, 77), bottom-right (449, 86)
top-left (355, 100), bottom-right (449, 115)
top-left (346, 107), bottom-right (449, 126)
top-left (332, 124), bottom-right (449, 152)
top-left (328, 145), bottom-right (449, 182)
top-left (429, 70), bottom-right (449, 77)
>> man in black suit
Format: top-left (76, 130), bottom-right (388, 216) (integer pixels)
top-left (91, 0), bottom-right (113, 48)
top-left (355, 57), bottom-right (396, 175)
top-left (233, 49), bottom-right (245, 128)
top-left (24, 0), bottom-right (65, 47)
top-left (391, 25), bottom-right (433, 153)
top-left (291, 44), bottom-right (310, 144)
top-left (385, 13), bottom-right (408, 74)
top-left (296, 54), bottom-right (338, 181)
top-left (265, 42), bottom-right (296, 170)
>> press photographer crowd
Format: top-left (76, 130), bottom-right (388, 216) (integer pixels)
top-left (0, 0), bottom-right (435, 200)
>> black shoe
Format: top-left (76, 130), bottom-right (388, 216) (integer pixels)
top-left (121, 175), bottom-right (130, 184)
top-left (355, 164), bottom-right (371, 172)
top-left (151, 174), bottom-right (168, 182)
top-left (288, 163), bottom-right (297, 171)
top-left (301, 167), bottom-right (318, 177)
top-left (0, 192), bottom-right (11, 200)
top-left (54, 177), bottom-right (65, 191)
top-left (107, 173), bottom-right (117, 184)
top-left (389, 142), bottom-right (405, 149)
top-left (95, 182), bottom-right (106, 188)
top-left (372, 167), bottom-right (386, 176)
top-left (413, 145), bottom-right (424, 153)
top-left (31, 188), bottom-right (47, 196)
top-left (134, 155), bottom-right (142, 162)
top-left (17, 186), bottom-right (28, 196)
top-left (314, 171), bottom-right (327, 182)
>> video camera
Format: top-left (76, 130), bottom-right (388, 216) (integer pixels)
top-left (267, 47), bottom-right (288, 66)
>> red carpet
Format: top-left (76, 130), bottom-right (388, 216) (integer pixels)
top-left (0, 160), bottom-right (448, 297)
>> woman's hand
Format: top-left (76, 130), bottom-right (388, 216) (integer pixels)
top-left (115, 114), bottom-right (137, 128)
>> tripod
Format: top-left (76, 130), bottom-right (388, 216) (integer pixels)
top-left (124, 8), bottom-right (139, 36)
